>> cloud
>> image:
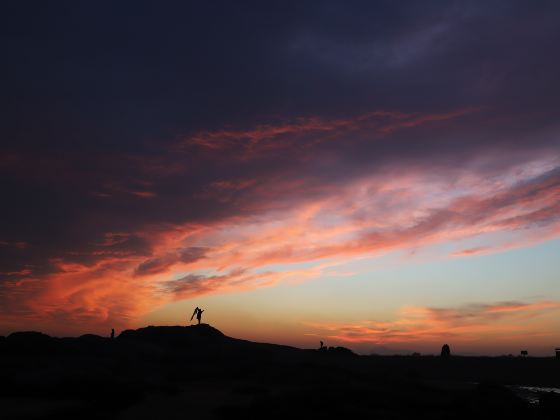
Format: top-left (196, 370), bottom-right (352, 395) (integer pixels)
top-left (3, 154), bottom-right (560, 333)
top-left (305, 300), bottom-right (560, 349)
top-left (452, 247), bottom-right (489, 257)
top-left (0, 241), bottom-right (28, 249)
top-left (180, 108), bottom-right (476, 155)
top-left (134, 247), bottom-right (208, 277)
top-left (2, 1), bottom-right (560, 335)
top-left (162, 268), bottom-right (255, 297)
top-left (181, 162), bottom-right (560, 272)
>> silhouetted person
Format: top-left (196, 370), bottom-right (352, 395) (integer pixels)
top-left (196, 308), bottom-right (204, 325)
top-left (110, 328), bottom-right (115, 339)
top-left (190, 307), bottom-right (200, 323)
top-left (441, 344), bottom-right (451, 358)
top-left (320, 340), bottom-right (324, 349)
top-left (521, 350), bottom-right (528, 357)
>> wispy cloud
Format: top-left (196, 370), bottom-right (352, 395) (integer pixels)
top-left (305, 300), bottom-right (560, 348)
top-left (180, 108), bottom-right (477, 156)
top-left (4, 152), bottom-right (559, 334)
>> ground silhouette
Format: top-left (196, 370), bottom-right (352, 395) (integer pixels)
top-left (1, 325), bottom-right (559, 419)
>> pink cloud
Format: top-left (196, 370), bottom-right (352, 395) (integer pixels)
top-left (452, 247), bottom-right (489, 257)
top-left (2, 113), bottom-right (559, 337)
top-left (128, 190), bottom-right (157, 198)
top-left (305, 300), bottom-right (560, 349)
top-left (20, 155), bottom-right (558, 334)
top-left (179, 108), bottom-right (477, 155)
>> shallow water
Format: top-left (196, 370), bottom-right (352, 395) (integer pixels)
top-left (511, 386), bottom-right (560, 404)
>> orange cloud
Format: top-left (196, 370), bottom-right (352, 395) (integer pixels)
top-left (452, 247), bottom-right (489, 257)
top-left (3, 122), bottom-right (559, 337)
top-left (18, 256), bottom-right (161, 335)
top-left (128, 190), bottom-right (157, 198)
top-left (304, 300), bottom-right (560, 350)
top-left (15, 156), bottom-right (557, 335)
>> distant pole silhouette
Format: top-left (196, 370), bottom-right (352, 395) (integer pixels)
top-left (110, 328), bottom-right (115, 339)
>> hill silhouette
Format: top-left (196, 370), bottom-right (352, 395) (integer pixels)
top-left (118, 324), bottom-right (296, 354)
top-left (1, 325), bottom-right (559, 419)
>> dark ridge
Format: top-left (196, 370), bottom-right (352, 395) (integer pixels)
top-left (1, 325), bottom-right (557, 419)
top-left (5, 331), bottom-right (57, 355)
top-left (116, 324), bottom-right (306, 363)
top-left (318, 346), bottom-right (356, 356)
top-left (78, 333), bottom-right (107, 341)
top-left (118, 323), bottom-right (226, 343)
top-left (7, 331), bottom-right (52, 342)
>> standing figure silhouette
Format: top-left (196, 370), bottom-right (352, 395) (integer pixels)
top-left (196, 308), bottom-right (204, 325)
top-left (190, 307), bottom-right (200, 323)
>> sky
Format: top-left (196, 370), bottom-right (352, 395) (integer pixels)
top-left (1, 1), bottom-right (560, 355)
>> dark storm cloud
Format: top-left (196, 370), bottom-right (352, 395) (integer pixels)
top-left (134, 247), bottom-right (208, 276)
top-left (161, 268), bottom-right (278, 298)
top-left (1, 0), bottom-right (560, 285)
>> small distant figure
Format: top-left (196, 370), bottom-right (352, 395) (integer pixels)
top-left (190, 307), bottom-right (200, 323)
top-left (320, 340), bottom-right (324, 349)
top-left (441, 344), bottom-right (451, 358)
top-left (190, 307), bottom-right (204, 324)
top-left (196, 308), bottom-right (204, 324)
top-left (110, 328), bottom-right (115, 339)
top-left (521, 350), bottom-right (528, 357)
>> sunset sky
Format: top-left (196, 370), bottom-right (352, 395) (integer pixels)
top-left (1, 1), bottom-right (560, 355)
